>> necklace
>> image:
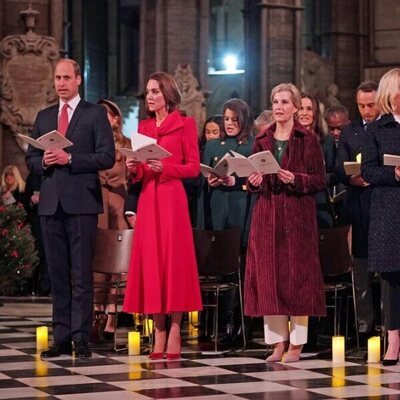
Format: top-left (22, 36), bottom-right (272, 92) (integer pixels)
top-left (276, 139), bottom-right (287, 151)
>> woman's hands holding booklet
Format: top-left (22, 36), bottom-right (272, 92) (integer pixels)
top-left (208, 174), bottom-right (235, 187)
top-left (248, 171), bottom-right (263, 187)
top-left (277, 169), bottom-right (295, 185)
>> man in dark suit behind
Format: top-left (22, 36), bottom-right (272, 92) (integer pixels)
top-left (26, 59), bottom-right (115, 358)
top-left (334, 81), bottom-right (380, 344)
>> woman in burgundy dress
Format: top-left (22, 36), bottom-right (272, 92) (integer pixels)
top-left (123, 72), bottom-right (202, 359)
top-left (245, 83), bottom-right (326, 363)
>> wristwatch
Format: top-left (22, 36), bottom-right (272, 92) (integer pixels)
top-left (68, 154), bottom-right (72, 165)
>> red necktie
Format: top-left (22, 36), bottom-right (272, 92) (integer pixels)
top-left (58, 103), bottom-right (69, 136)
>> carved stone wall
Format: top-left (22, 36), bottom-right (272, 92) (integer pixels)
top-left (0, 4), bottom-right (59, 173)
top-left (173, 64), bottom-right (206, 134)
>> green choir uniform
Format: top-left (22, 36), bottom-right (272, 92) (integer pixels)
top-left (197, 136), bottom-right (255, 247)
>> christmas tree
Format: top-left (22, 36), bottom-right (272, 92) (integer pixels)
top-left (0, 202), bottom-right (38, 295)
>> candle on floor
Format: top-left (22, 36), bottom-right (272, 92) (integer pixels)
top-left (143, 318), bottom-right (153, 336)
top-left (367, 336), bottom-right (381, 363)
top-left (331, 366), bottom-right (346, 387)
top-left (128, 331), bottom-right (140, 355)
top-left (134, 313), bottom-right (142, 327)
top-left (332, 336), bottom-right (345, 363)
top-left (189, 311), bottom-right (199, 327)
top-left (36, 326), bottom-right (48, 351)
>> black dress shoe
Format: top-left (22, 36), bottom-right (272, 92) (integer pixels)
top-left (382, 358), bottom-right (398, 366)
top-left (74, 341), bottom-right (92, 358)
top-left (40, 342), bottom-right (72, 358)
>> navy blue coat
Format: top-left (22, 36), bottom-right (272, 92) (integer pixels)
top-left (361, 113), bottom-right (400, 272)
top-left (26, 100), bottom-right (115, 216)
top-left (335, 118), bottom-right (371, 258)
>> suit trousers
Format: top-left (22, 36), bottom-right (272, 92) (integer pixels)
top-left (41, 206), bottom-right (97, 343)
top-left (263, 315), bottom-right (308, 345)
top-left (353, 257), bottom-right (374, 333)
top-left (381, 272), bottom-right (400, 331)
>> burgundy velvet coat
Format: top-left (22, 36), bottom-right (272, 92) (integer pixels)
top-left (244, 121), bottom-right (327, 317)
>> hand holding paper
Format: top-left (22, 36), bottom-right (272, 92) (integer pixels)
top-left (119, 132), bottom-right (171, 162)
top-left (227, 150), bottom-right (280, 177)
top-left (18, 130), bottom-right (73, 151)
top-left (200, 153), bottom-right (232, 178)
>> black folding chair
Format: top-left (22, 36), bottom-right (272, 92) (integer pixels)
top-left (193, 227), bottom-right (246, 354)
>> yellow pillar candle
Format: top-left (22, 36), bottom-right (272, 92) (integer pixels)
top-left (36, 326), bottom-right (48, 351)
top-left (332, 336), bottom-right (345, 363)
top-left (128, 331), bottom-right (140, 355)
top-left (189, 311), bottom-right (199, 327)
top-left (143, 318), bottom-right (153, 336)
top-left (368, 336), bottom-right (381, 363)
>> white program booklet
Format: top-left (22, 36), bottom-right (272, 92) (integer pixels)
top-left (343, 161), bottom-right (361, 175)
top-left (200, 153), bottom-right (233, 178)
top-left (383, 154), bottom-right (400, 166)
top-left (119, 132), bottom-right (172, 162)
top-left (18, 130), bottom-right (73, 150)
top-left (227, 150), bottom-right (280, 177)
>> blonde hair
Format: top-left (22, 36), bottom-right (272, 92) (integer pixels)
top-left (1, 165), bottom-right (25, 193)
top-left (270, 83), bottom-right (302, 110)
top-left (98, 99), bottom-right (126, 148)
top-left (376, 68), bottom-right (400, 115)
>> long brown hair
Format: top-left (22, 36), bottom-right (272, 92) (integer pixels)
top-left (300, 93), bottom-right (326, 139)
top-left (145, 72), bottom-right (181, 117)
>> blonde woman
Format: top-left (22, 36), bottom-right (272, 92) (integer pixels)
top-left (361, 68), bottom-right (400, 365)
top-left (245, 83), bottom-right (326, 363)
top-left (93, 99), bottom-right (130, 341)
top-left (0, 165), bottom-right (26, 207)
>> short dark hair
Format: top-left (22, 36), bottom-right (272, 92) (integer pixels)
top-left (326, 105), bottom-right (349, 119)
top-left (56, 58), bottom-right (81, 77)
top-left (356, 80), bottom-right (378, 94)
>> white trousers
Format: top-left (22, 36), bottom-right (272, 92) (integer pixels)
top-left (263, 315), bottom-right (308, 345)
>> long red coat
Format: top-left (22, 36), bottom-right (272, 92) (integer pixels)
top-left (244, 121), bottom-right (326, 317)
top-left (123, 110), bottom-right (203, 314)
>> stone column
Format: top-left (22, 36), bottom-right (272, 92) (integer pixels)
top-left (139, 0), bottom-right (207, 91)
top-left (243, 0), bottom-right (304, 116)
top-left (320, 0), bottom-right (362, 114)
top-left (50, 0), bottom-right (63, 50)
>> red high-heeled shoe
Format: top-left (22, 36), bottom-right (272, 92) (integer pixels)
top-left (165, 338), bottom-right (181, 360)
top-left (149, 352), bottom-right (164, 360)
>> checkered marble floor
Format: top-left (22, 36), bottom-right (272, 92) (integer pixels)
top-left (1, 301), bottom-right (400, 399)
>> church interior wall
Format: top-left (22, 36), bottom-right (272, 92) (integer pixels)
top-left (1, 0), bottom-right (400, 174)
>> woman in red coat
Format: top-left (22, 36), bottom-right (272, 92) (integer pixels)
top-left (245, 83), bottom-right (326, 363)
top-left (123, 72), bottom-right (202, 359)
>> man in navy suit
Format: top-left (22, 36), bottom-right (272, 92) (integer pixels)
top-left (26, 59), bottom-right (115, 358)
top-left (334, 81), bottom-right (380, 344)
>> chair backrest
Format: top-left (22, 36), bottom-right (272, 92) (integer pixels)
top-left (193, 227), bottom-right (241, 276)
top-left (318, 224), bottom-right (352, 277)
top-left (92, 228), bottom-right (134, 274)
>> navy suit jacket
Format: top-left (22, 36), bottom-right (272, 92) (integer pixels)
top-left (26, 100), bottom-right (115, 216)
top-left (334, 117), bottom-right (371, 258)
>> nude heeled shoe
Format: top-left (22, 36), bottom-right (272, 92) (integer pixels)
top-left (283, 344), bottom-right (303, 363)
top-left (266, 341), bottom-right (289, 362)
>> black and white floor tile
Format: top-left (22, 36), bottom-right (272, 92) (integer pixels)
top-left (1, 300), bottom-right (400, 399)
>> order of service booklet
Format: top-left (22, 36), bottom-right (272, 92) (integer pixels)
top-left (227, 150), bottom-right (280, 177)
top-left (383, 154), bottom-right (400, 167)
top-left (119, 131), bottom-right (172, 162)
top-left (200, 153), bottom-right (233, 178)
top-left (343, 161), bottom-right (361, 175)
top-left (18, 130), bottom-right (73, 151)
